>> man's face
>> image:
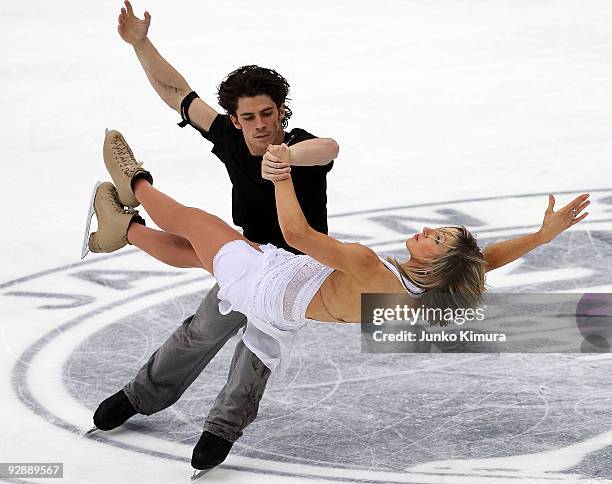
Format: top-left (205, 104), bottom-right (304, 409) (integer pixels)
top-left (230, 95), bottom-right (285, 156)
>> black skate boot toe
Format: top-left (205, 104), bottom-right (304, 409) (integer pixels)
top-left (191, 431), bottom-right (233, 470)
top-left (93, 389), bottom-right (137, 431)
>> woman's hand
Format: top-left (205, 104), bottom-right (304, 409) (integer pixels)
top-left (261, 144), bottom-right (291, 183)
top-left (118, 0), bottom-right (151, 46)
top-left (538, 193), bottom-right (590, 243)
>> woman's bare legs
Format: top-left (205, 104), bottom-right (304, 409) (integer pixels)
top-left (127, 224), bottom-right (203, 269)
top-left (131, 178), bottom-right (260, 274)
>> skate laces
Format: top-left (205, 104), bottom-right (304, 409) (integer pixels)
top-left (112, 136), bottom-right (144, 176)
top-left (107, 188), bottom-right (138, 215)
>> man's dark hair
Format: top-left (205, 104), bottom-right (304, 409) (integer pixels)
top-left (217, 65), bottom-right (293, 129)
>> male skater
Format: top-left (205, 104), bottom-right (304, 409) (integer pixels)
top-left (93, 0), bottom-right (339, 472)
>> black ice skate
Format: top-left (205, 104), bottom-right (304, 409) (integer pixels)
top-left (87, 389), bottom-right (137, 434)
top-left (190, 431), bottom-right (233, 480)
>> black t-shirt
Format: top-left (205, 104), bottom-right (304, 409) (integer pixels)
top-left (193, 114), bottom-right (333, 253)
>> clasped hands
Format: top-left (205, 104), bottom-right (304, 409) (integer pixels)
top-left (261, 144), bottom-right (291, 183)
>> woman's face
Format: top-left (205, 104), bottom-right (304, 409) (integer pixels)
top-left (405, 227), bottom-right (458, 260)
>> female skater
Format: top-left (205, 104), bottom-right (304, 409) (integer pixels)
top-left (84, 130), bottom-right (589, 373)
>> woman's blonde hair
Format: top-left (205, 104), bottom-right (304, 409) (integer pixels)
top-left (386, 226), bottom-right (487, 326)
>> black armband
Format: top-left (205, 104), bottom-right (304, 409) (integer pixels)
top-left (177, 91), bottom-right (200, 128)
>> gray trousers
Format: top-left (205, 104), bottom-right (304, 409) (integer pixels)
top-left (123, 284), bottom-right (271, 442)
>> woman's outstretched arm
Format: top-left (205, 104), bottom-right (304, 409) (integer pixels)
top-left (269, 144), bottom-right (379, 277)
top-left (483, 193), bottom-right (590, 272)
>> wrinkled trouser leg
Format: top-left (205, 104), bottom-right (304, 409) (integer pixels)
top-left (202, 338), bottom-right (271, 442)
top-left (124, 284), bottom-right (246, 414)
top-left (123, 283), bottom-right (271, 442)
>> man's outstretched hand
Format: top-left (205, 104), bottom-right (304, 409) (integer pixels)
top-left (118, 0), bottom-right (150, 46)
top-left (538, 193), bottom-right (590, 243)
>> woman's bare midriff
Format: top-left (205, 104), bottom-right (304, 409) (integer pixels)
top-left (304, 263), bottom-right (407, 323)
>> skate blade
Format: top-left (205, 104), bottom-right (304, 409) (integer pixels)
top-left (83, 426), bottom-right (99, 436)
top-left (81, 181), bottom-right (102, 259)
top-left (190, 469), bottom-right (211, 481)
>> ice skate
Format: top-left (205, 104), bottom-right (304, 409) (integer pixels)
top-left (81, 181), bottom-right (145, 258)
top-left (190, 431), bottom-right (233, 478)
top-left (103, 128), bottom-right (153, 208)
top-left (92, 389), bottom-right (137, 431)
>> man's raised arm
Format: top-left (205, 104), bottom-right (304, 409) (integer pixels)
top-left (483, 193), bottom-right (590, 272)
top-left (118, 1), bottom-right (217, 131)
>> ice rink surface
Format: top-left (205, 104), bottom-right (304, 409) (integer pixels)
top-left (2, 1), bottom-right (612, 483)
